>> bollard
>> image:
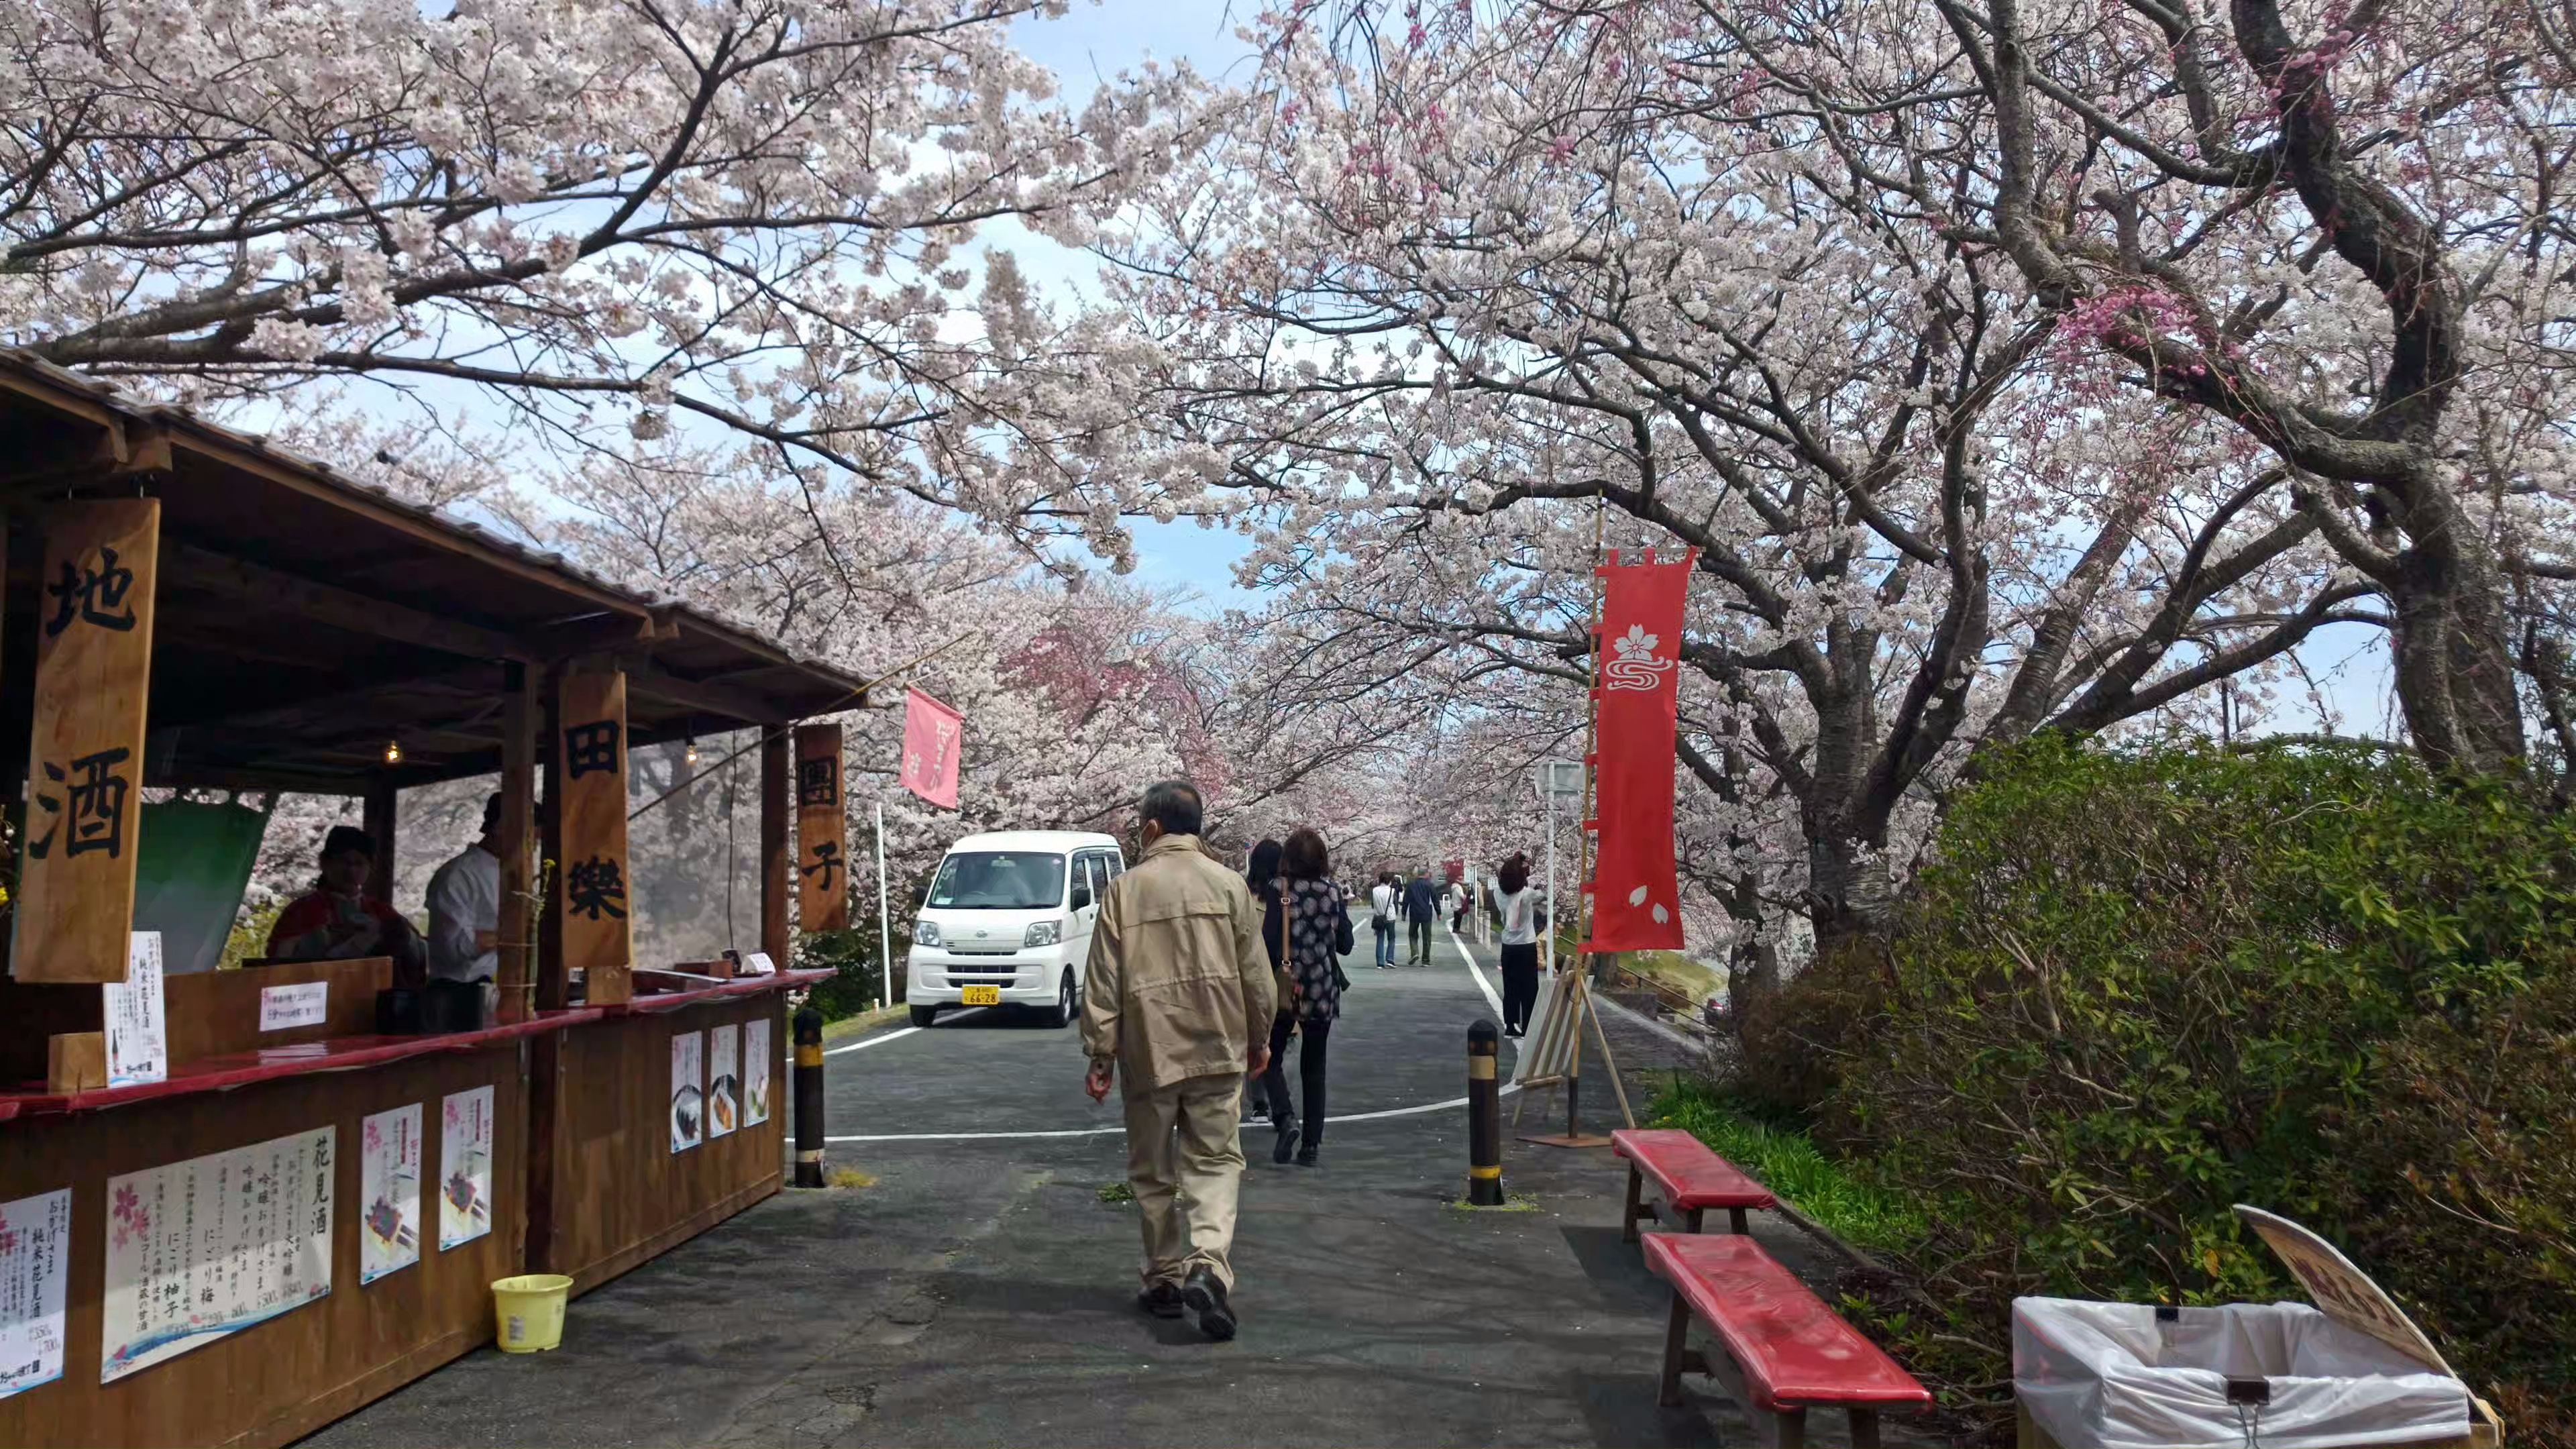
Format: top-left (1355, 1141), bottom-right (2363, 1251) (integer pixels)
top-left (792, 1004), bottom-right (826, 1188)
top-left (1466, 1018), bottom-right (1505, 1205)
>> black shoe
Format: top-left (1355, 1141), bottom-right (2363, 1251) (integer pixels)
top-left (1182, 1266), bottom-right (1236, 1340)
top-left (1295, 1148), bottom-right (1318, 1167)
top-left (1136, 1282), bottom-right (1185, 1319)
top-left (1271, 1116), bottom-right (1298, 1164)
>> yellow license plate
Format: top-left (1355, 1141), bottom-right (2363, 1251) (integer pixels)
top-left (960, 986), bottom-right (1002, 1006)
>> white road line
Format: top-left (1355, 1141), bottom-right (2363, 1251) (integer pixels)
top-left (822, 1082), bottom-right (1521, 1144)
top-left (822, 1007), bottom-right (985, 1055)
top-left (1444, 916), bottom-right (1507, 1022)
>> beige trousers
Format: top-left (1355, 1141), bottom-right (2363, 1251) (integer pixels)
top-left (1123, 1071), bottom-right (1246, 1292)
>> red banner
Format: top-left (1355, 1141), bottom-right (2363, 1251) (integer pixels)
top-left (1583, 549), bottom-right (1693, 953)
top-left (897, 688), bottom-right (963, 809)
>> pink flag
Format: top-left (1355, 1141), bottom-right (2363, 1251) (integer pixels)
top-left (898, 688), bottom-right (963, 808)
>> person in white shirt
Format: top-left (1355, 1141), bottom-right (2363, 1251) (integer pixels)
top-left (425, 794), bottom-right (503, 994)
top-left (1491, 853), bottom-right (1543, 1036)
top-left (1448, 877), bottom-right (1471, 934)
top-left (1367, 873), bottom-right (1401, 970)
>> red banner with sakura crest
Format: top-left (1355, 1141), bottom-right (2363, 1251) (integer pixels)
top-left (898, 688), bottom-right (963, 809)
top-left (1582, 549), bottom-right (1693, 953)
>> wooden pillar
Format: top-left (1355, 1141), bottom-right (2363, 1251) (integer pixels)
top-left (19, 500), bottom-right (158, 983)
top-left (495, 661), bottom-right (537, 1023)
top-left (537, 666), bottom-right (567, 1011)
top-left (793, 723), bottom-right (849, 932)
top-left (362, 777), bottom-right (397, 906)
top-left (555, 666), bottom-right (633, 1006)
top-left (761, 727), bottom-right (790, 967)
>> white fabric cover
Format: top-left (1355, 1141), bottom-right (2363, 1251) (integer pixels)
top-left (2013, 1298), bottom-right (2471, 1449)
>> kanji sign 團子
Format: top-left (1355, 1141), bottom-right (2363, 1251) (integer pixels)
top-left (1584, 549), bottom-right (1694, 954)
top-left (17, 501), bottom-right (160, 983)
top-left (557, 670), bottom-right (635, 1004)
top-left (795, 723), bottom-right (849, 930)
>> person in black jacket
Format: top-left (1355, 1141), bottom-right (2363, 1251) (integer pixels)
top-left (1402, 868), bottom-right (1441, 966)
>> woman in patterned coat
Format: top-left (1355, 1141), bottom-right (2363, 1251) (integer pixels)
top-left (1258, 827), bottom-right (1354, 1166)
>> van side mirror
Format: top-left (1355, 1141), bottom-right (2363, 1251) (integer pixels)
top-left (1072, 883), bottom-right (1093, 911)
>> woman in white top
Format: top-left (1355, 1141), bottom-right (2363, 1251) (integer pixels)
top-left (1491, 853), bottom-right (1543, 1036)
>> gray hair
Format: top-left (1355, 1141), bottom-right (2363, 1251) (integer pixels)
top-left (1138, 779), bottom-right (1203, 839)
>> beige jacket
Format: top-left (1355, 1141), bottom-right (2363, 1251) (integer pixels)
top-left (1079, 833), bottom-right (1275, 1091)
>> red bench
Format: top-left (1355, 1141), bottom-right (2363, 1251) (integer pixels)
top-left (1613, 1127), bottom-right (1776, 1238)
top-left (1644, 1232), bottom-right (1931, 1448)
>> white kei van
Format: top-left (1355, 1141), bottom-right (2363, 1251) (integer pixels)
top-left (904, 830), bottom-right (1126, 1028)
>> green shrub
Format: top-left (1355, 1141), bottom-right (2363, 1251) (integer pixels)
top-left (794, 925), bottom-right (898, 1022)
top-left (1834, 737), bottom-right (2575, 1438)
top-left (1729, 938), bottom-right (1887, 1129)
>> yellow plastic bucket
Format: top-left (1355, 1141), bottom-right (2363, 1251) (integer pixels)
top-left (492, 1274), bottom-right (572, 1353)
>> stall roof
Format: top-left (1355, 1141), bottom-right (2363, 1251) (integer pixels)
top-left (0, 352), bottom-right (867, 790)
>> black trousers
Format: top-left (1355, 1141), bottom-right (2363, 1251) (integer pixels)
top-left (1501, 943), bottom-right (1541, 1032)
top-left (1260, 1012), bottom-right (1333, 1151)
top-left (1408, 916), bottom-right (1434, 962)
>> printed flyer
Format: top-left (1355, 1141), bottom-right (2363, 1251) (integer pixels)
top-left (359, 1105), bottom-right (422, 1283)
top-left (669, 1030), bottom-right (704, 1153)
top-left (706, 1024), bottom-right (740, 1139)
top-left (101, 1127), bottom-right (335, 1383)
top-left (743, 1018), bottom-right (772, 1127)
top-left (437, 1087), bottom-right (493, 1251)
top-left (0, 1189), bottom-right (71, 1400)
top-left (104, 931), bottom-right (167, 1087)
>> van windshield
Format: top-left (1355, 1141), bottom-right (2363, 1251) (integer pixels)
top-left (926, 852), bottom-right (1066, 910)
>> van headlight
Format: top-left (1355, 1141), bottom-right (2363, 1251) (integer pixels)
top-left (1024, 919), bottom-right (1063, 948)
top-left (914, 920), bottom-right (942, 948)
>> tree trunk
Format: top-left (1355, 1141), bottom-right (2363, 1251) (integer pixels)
top-left (2386, 494), bottom-right (2526, 771)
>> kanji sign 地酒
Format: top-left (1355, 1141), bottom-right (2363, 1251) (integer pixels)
top-left (17, 501), bottom-right (159, 982)
top-left (557, 670), bottom-right (633, 1004)
top-left (794, 722), bottom-right (849, 931)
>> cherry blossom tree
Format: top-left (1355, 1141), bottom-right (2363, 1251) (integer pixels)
top-left (0, 0), bottom-right (1208, 555)
top-left (1114, 1), bottom-right (2367, 961)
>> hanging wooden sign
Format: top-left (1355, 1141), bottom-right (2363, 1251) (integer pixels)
top-left (794, 723), bottom-right (849, 932)
top-left (15, 502), bottom-right (158, 983)
top-left (557, 669), bottom-right (633, 1006)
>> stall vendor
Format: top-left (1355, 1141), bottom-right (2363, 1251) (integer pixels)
top-left (425, 794), bottom-right (502, 994)
top-left (267, 825), bottom-right (427, 979)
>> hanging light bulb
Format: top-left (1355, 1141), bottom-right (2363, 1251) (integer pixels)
top-left (383, 739), bottom-right (403, 765)
top-left (684, 736), bottom-right (700, 767)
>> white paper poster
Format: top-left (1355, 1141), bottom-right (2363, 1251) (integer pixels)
top-left (258, 981), bottom-right (329, 1032)
top-left (706, 1024), bottom-right (740, 1140)
top-left (101, 1127), bottom-right (335, 1383)
top-left (742, 1018), bottom-right (772, 1128)
top-left (669, 1030), bottom-right (704, 1153)
top-left (0, 1189), bottom-right (71, 1401)
top-left (359, 1105), bottom-right (421, 1283)
top-left (104, 932), bottom-right (167, 1087)
top-left (437, 1087), bottom-right (492, 1251)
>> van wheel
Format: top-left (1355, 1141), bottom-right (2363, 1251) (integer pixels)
top-left (909, 1005), bottom-right (938, 1028)
top-left (1045, 971), bottom-right (1075, 1028)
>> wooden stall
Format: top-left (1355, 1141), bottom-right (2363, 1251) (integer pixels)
top-left (0, 354), bottom-right (859, 1448)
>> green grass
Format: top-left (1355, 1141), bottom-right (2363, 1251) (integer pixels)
top-left (1623, 950), bottom-right (1725, 1004)
top-left (1646, 1078), bottom-right (1927, 1256)
top-left (1096, 1181), bottom-right (1135, 1205)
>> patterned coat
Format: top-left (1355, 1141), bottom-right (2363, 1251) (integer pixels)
top-left (1277, 876), bottom-right (1351, 1023)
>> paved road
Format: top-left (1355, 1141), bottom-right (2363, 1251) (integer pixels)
top-left (305, 914), bottom-right (1939, 1448)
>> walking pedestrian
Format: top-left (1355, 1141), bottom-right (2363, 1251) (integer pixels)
top-left (1079, 781), bottom-right (1275, 1341)
top-left (1240, 839), bottom-right (1285, 1123)
top-left (1403, 867), bottom-right (1440, 965)
top-left (1368, 870), bottom-right (1400, 969)
top-left (1493, 853), bottom-right (1543, 1036)
top-left (1260, 828), bottom-right (1353, 1167)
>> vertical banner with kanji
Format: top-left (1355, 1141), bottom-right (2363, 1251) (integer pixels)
top-left (557, 670), bottom-right (633, 1005)
top-left (794, 723), bottom-right (849, 931)
top-left (1583, 549), bottom-right (1694, 954)
top-left (897, 688), bottom-right (963, 809)
top-left (16, 502), bottom-right (158, 982)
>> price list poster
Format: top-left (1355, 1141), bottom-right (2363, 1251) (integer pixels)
top-left (101, 1128), bottom-right (335, 1383)
top-left (0, 1189), bottom-right (72, 1399)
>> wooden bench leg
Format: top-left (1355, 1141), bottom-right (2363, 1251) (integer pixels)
top-left (1657, 1291), bottom-right (1693, 1407)
top-left (1766, 1407), bottom-right (1807, 1449)
top-left (1849, 1407), bottom-right (1881, 1449)
top-left (1684, 1205), bottom-right (1705, 1232)
top-left (1728, 1205), bottom-right (1750, 1234)
top-left (1623, 1163), bottom-right (1646, 1243)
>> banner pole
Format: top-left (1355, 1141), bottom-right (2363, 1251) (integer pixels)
top-left (1525, 492), bottom-right (1615, 1150)
top-left (875, 800), bottom-right (893, 1012)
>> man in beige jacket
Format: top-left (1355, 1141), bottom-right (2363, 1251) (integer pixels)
top-left (1080, 779), bottom-right (1277, 1340)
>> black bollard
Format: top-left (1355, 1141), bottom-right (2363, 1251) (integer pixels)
top-left (1467, 1018), bottom-right (1505, 1205)
top-left (792, 1004), bottom-right (826, 1188)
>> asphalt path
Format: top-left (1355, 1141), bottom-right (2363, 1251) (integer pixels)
top-left (304, 910), bottom-right (1940, 1448)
